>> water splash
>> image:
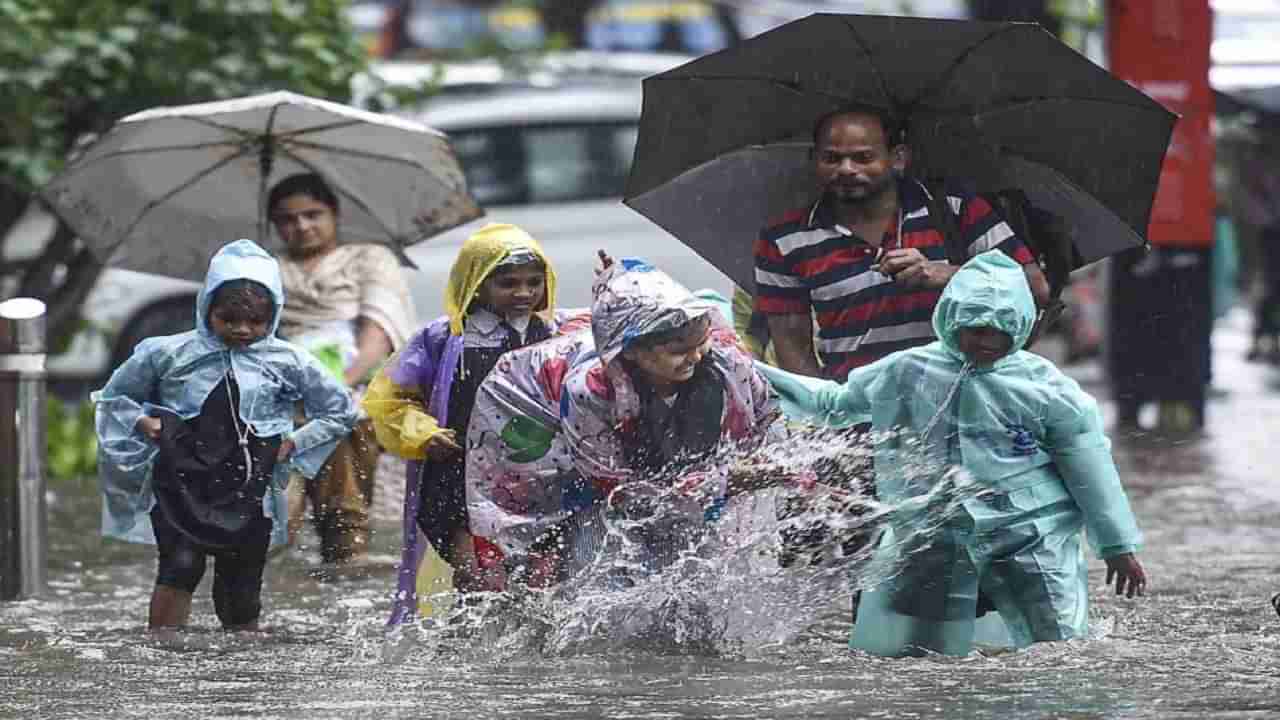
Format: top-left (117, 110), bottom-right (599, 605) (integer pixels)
top-left (391, 426), bottom-right (989, 659)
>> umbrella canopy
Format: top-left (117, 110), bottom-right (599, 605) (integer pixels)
top-left (624, 13), bottom-right (1176, 292)
top-left (42, 91), bottom-right (482, 281)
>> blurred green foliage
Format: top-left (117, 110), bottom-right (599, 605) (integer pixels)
top-left (0, 0), bottom-right (370, 194)
top-left (46, 396), bottom-right (96, 480)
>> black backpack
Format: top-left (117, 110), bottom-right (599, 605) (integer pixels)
top-left (923, 179), bottom-right (1072, 348)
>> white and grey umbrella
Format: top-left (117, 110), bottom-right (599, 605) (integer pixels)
top-left (42, 91), bottom-right (483, 280)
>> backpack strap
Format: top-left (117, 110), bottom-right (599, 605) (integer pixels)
top-left (922, 178), bottom-right (969, 267)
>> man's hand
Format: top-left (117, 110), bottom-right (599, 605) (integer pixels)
top-left (277, 438), bottom-right (296, 461)
top-left (1104, 553), bottom-right (1148, 598)
top-left (876, 248), bottom-right (957, 289)
top-left (424, 429), bottom-right (461, 460)
top-left (136, 415), bottom-right (162, 440)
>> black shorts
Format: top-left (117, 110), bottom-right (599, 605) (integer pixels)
top-left (151, 504), bottom-right (272, 627)
top-left (415, 458), bottom-right (468, 564)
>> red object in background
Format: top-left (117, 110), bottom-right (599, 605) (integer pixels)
top-left (1107, 0), bottom-right (1216, 249)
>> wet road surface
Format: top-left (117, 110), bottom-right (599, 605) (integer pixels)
top-left (2, 310), bottom-right (1278, 719)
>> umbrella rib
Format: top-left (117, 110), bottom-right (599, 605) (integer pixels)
top-left (649, 73), bottom-right (856, 104)
top-left (75, 140), bottom-right (242, 162)
top-left (283, 140), bottom-right (465, 214)
top-left (837, 16), bottom-right (897, 110)
top-left (907, 25), bottom-right (1026, 110)
top-left (903, 25), bottom-right (1172, 115)
top-left (190, 116), bottom-right (382, 143)
top-left (187, 116), bottom-right (261, 141)
top-left (283, 139), bottom-right (437, 171)
top-left (108, 151), bottom-right (247, 256)
top-left (272, 118), bottom-right (369, 139)
top-left (256, 104), bottom-right (283, 242)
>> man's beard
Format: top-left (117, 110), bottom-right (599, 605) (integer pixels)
top-left (826, 174), bottom-right (896, 207)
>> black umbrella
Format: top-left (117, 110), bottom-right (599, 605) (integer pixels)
top-left (624, 13), bottom-right (1177, 292)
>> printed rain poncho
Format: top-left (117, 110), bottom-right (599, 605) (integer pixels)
top-left (362, 223), bottom-right (584, 623)
top-left (562, 259), bottom-right (780, 491)
top-left (552, 260), bottom-right (780, 579)
top-left (756, 250), bottom-right (1143, 656)
top-left (93, 239), bottom-right (358, 547)
top-left (465, 328), bottom-right (597, 559)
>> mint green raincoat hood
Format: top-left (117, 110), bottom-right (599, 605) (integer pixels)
top-left (93, 239), bottom-right (357, 546)
top-left (932, 250), bottom-right (1036, 365)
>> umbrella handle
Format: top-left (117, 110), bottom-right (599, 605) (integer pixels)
top-left (256, 137), bottom-right (275, 244)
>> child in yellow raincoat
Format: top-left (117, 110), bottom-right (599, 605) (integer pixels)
top-left (363, 224), bottom-right (583, 624)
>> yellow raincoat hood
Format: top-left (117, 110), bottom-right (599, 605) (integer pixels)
top-left (443, 223), bottom-right (557, 336)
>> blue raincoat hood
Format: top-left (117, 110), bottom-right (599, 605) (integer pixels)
top-left (932, 250), bottom-right (1036, 363)
top-left (196, 238), bottom-right (285, 344)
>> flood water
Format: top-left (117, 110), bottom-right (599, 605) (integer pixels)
top-left (4, 311), bottom-right (1279, 719)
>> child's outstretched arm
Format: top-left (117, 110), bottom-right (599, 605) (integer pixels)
top-left (287, 353), bottom-right (359, 480)
top-left (361, 362), bottom-right (458, 460)
top-left (752, 359), bottom-right (883, 427)
top-left (1045, 375), bottom-right (1147, 595)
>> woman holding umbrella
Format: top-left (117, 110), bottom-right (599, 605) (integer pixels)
top-left (268, 172), bottom-right (417, 565)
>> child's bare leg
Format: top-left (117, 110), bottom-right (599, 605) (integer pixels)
top-left (449, 530), bottom-right (482, 592)
top-left (148, 585), bottom-right (193, 629)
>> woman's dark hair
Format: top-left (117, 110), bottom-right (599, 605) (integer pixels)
top-left (628, 313), bottom-right (712, 352)
top-left (267, 173), bottom-right (339, 215)
top-left (207, 279), bottom-right (275, 326)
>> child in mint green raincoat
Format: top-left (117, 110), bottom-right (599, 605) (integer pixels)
top-left (757, 250), bottom-right (1147, 656)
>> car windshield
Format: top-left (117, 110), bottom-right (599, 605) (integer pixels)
top-left (449, 122), bottom-right (639, 206)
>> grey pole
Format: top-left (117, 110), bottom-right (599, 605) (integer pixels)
top-left (0, 297), bottom-right (48, 600)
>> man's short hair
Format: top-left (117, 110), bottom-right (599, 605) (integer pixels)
top-left (811, 106), bottom-right (905, 149)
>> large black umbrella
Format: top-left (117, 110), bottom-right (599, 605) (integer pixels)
top-left (624, 13), bottom-right (1177, 292)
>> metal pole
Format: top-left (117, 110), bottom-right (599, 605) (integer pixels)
top-left (0, 297), bottom-right (48, 600)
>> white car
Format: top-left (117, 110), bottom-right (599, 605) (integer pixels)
top-left (37, 80), bottom-right (731, 380)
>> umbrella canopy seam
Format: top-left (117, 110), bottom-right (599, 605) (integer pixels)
top-left (835, 15), bottom-right (895, 112)
top-left (646, 74), bottom-right (1173, 115)
top-left (120, 91), bottom-right (441, 137)
top-left (106, 151), bottom-right (246, 256)
top-left (901, 23), bottom-right (1031, 111)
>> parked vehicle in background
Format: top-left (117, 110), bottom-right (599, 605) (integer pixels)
top-left (34, 76), bottom-right (729, 381)
top-left (399, 81), bottom-right (731, 321)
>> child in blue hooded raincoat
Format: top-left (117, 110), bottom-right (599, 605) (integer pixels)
top-left (756, 250), bottom-right (1148, 656)
top-left (94, 239), bottom-right (357, 630)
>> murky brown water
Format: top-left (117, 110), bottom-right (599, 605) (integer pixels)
top-left (3, 311), bottom-right (1279, 719)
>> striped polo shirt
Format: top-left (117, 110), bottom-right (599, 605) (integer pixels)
top-left (754, 178), bottom-right (1034, 381)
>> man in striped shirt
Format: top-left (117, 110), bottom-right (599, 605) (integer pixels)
top-left (754, 108), bottom-right (1049, 381)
